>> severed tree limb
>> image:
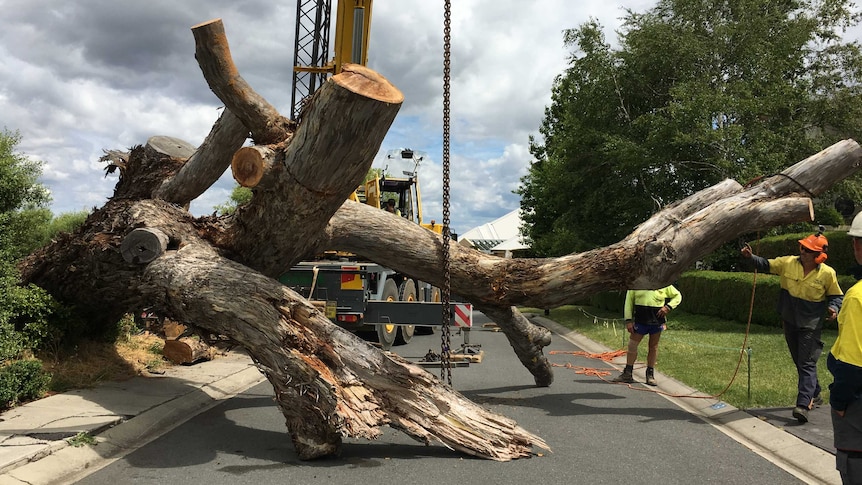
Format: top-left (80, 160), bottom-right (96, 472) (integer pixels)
top-left (322, 139), bottom-right (862, 307)
top-left (231, 145), bottom-right (275, 188)
top-left (222, 64), bottom-right (403, 277)
top-left (192, 18), bottom-right (294, 145)
top-left (154, 108), bottom-right (249, 206)
top-left (143, 238), bottom-right (549, 461)
top-left (476, 304), bottom-right (553, 386)
top-left (189, 17), bottom-right (403, 275)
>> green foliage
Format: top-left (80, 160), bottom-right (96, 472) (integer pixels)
top-left (0, 261), bottom-right (62, 361)
top-left (677, 270), bottom-right (785, 328)
top-left (676, 269), bottom-right (855, 329)
top-left (589, 290), bottom-right (626, 312)
top-left (519, 0), bottom-right (862, 256)
top-left (0, 129), bottom-right (55, 261)
top-left (0, 129), bottom-right (50, 214)
top-left (214, 185), bottom-right (253, 215)
top-left (813, 202), bottom-right (846, 227)
top-left (0, 209), bottom-right (88, 263)
top-left (46, 211), bottom-right (89, 238)
top-left (0, 131), bottom-right (86, 362)
top-left (365, 167), bottom-right (385, 182)
top-left (66, 431), bottom-right (96, 447)
top-left (0, 208), bottom-right (52, 261)
top-left (0, 359), bottom-right (51, 409)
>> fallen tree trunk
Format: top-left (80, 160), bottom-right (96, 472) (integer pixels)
top-left (146, 241), bottom-right (548, 460)
top-left (16, 16), bottom-right (862, 461)
top-left (318, 140), bottom-right (862, 387)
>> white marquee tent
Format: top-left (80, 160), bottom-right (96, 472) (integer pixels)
top-left (459, 209), bottom-right (529, 258)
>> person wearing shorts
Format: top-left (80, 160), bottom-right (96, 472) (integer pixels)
top-left (612, 286), bottom-right (682, 386)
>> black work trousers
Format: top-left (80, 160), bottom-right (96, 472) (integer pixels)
top-left (783, 322), bottom-right (824, 408)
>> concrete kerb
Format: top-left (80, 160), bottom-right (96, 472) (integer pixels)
top-left (528, 314), bottom-right (841, 485)
top-left (0, 353), bottom-right (266, 485)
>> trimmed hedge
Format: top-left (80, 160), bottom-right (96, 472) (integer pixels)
top-left (676, 270), bottom-right (856, 330)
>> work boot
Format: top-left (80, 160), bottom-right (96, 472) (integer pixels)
top-left (613, 369), bottom-right (634, 383)
top-left (812, 395), bottom-right (824, 408)
top-left (645, 369), bottom-right (658, 386)
top-left (792, 406), bottom-right (809, 424)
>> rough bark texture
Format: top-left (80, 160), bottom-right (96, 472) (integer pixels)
top-left (153, 108), bottom-right (249, 205)
top-left (192, 19), bottom-right (294, 144)
top-left (16, 17), bottom-right (862, 461)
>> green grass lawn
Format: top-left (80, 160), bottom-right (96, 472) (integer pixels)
top-left (524, 305), bottom-right (837, 410)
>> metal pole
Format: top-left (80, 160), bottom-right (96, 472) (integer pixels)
top-left (747, 347), bottom-right (752, 403)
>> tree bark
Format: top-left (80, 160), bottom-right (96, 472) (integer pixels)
top-left (144, 241), bottom-right (547, 460)
top-left (153, 108), bottom-right (249, 206)
top-left (16, 17), bottom-right (862, 462)
top-left (191, 19), bottom-right (294, 145)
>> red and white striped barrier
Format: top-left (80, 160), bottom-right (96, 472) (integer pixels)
top-left (454, 303), bottom-right (472, 327)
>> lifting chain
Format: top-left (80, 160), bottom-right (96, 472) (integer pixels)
top-left (439, 0), bottom-right (453, 386)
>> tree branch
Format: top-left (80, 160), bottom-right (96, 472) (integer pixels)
top-left (154, 108), bottom-right (249, 206)
top-left (145, 241), bottom-right (549, 461)
top-left (191, 19), bottom-right (294, 144)
top-left (223, 64), bottom-right (403, 277)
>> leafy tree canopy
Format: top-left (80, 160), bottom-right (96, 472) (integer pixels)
top-left (519, 0), bottom-right (862, 256)
top-left (0, 129), bottom-right (52, 262)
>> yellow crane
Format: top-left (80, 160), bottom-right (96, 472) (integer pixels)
top-left (291, 0), bottom-right (373, 120)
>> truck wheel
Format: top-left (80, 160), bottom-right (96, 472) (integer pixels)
top-left (395, 280), bottom-right (417, 345)
top-left (377, 279), bottom-right (399, 349)
top-left (415, 286), bottom-right (440, 335)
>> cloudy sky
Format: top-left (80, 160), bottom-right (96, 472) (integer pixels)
top-left (1, 0), bottom-right (657, 236)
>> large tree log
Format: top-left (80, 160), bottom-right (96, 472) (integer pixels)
top-left (146, 241), bottom-right (548, 460)
top-left (316, 140), bottom-right (862, 386)
top-left (16, 17), bottom-right (862, 462)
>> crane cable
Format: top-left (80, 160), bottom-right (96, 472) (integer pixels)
top-left (440, 0), bottom-right (453, 385)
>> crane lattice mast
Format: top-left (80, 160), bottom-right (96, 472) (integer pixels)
top-left (291, 0), bottom-right (332, 120)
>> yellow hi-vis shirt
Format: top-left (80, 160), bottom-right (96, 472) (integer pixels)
top-left (832, 281), bottom-right (862, 367)
top-left (624, 286), bottom-right (682, 324)
top-left (768, 255), bottom-right (843, 302)
top-left (765, 255), bottom-right (843, 329)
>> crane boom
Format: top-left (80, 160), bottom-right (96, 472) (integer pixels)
top-left (291, 0), bottom-right (373, 120)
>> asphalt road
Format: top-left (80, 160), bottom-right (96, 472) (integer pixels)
top-left (74, 317), bottom-right (805, 485)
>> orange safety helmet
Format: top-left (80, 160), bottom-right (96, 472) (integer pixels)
top-left (799, 234), bottom-right (829, 264)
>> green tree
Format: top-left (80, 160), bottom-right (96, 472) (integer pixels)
top-left (0, 129), bottom-right (64, 367)
top-left (214, 185), bottom-right (253, 215)
top-left (0, 129), bottom-right (53, 261)
top-left (519, 0), bottom-right (862, 256)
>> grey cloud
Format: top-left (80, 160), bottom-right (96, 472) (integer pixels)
top-left (3, 0), bottom-right (659, 233)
